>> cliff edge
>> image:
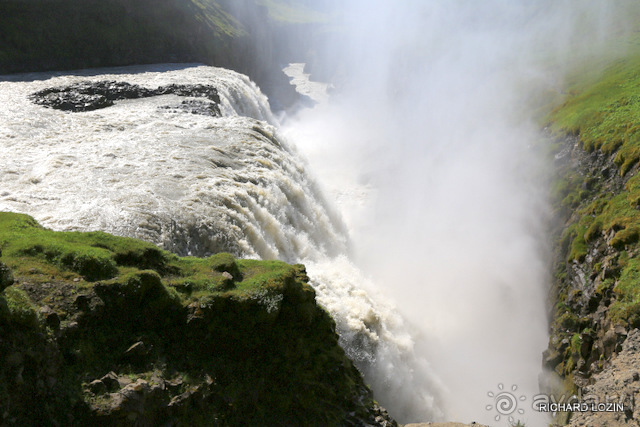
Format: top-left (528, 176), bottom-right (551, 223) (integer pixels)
top-left (545, 51), bottom-right (640, 424)
top-left (0, 212), bottom-right (394, 425)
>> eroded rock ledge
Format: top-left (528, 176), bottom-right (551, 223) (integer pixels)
top-left (30, 81), bottom-right (222, 115)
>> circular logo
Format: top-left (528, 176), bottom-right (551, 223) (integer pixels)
top-left (486, 383), bottom-right (526, 423)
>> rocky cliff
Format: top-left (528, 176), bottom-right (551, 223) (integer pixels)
top-left (0, 212), bottom-right (394, 426)
top-left (544, 52), bottom-right (640, 424)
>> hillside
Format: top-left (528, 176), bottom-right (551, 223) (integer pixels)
top-left (0, 212), bottom-right (394, 425)
top-left (544, 40), bottom-right (640, 424)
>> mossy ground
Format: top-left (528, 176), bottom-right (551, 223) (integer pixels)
top-left (544, 27), bottom-right (640, 409)
top-left (0, 212), bottom-right (373, 425)
top-left (549, 47), bottom-right (640, 327)
top-left (254, 0), bottom-right (329, 24)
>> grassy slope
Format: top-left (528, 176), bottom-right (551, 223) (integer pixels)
top-left (254, 0), bottom-right (328, 23)
top-left (0, 212), bottom-right (372, 425)
top-left (543, 30), bottom-right (640, 406)
top-left (550, 44), bottom-right (640, 327)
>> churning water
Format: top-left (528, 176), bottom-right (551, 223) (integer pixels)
top-left (0, 64), bottom-right (445, 422)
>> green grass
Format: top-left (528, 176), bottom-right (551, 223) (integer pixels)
top-left (548, 29), bottom-right (640, 328)
top-left (555, 171), bottom-right (640, 324)
top-left (545, 29), bottom-right (640, 393)
top-left (189, 0), bottom-right (245, 37)
top-left (0, 211), bottom-right (373, 425)
top-left (0, 286), bottom-right (40, 329)
top-left (0, 211), bottom-right (301, 305)
top-left (254, 0), bottom-right (329, 23)
top-left (550, 49), bottom-right (640, 176)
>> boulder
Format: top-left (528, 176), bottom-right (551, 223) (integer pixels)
top-left (100, 372), bottom-right (121, 392)
top-left (30, 81), bottom-right (222, 115)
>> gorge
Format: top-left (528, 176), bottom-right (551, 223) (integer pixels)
top-left (2, 1), bottom-right (640, 426)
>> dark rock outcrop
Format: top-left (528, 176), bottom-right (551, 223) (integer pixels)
top-left (30, 81), bottom-right (221, 115)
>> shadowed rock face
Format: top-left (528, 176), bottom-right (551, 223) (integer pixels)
top-left (30, 81), bottom-right (222, 115)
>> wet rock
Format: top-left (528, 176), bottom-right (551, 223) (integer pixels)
top-left (543, 348), bottom-right (563, 370)
top-left (165, 377), bottom-right (183, 392)
top-left (580, 331), bottom-right (595, 359)
top-left (371, 403), bottom-right (397, 427)
top-left (167, 388), bottom-right (193, 410)
top-left (603, 329), bottom-right (618, 359)
top-left (210, 253), bottom-right (242, 280)
top-left (30, 81), bottom-right (222, 115)
top-left (615, 325), bottom-right (628, 337)
top-left (61, 321), bottom-right (79, 338)
top-left (124, 341), bottom-right (145, 356)
top-left (105, 379), bottom-right (149, 416)
top-left (160, 99), bottom-right (221, 117)
top-left (567, 329), bottom-right (640, 426)
top-left (186, 301), bottom-right (205, 325)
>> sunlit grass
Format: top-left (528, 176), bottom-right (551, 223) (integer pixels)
top-left (254, 0), bottom-right (329, 24)
top-left (0, 211), bottom-right (298, 305)
top-left (549, 32), bottom-right (640, 327)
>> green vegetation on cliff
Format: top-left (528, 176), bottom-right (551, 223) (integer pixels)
top-left (550, 51), bottom-right (640, 326)
top-left (255, 0), bottom-right (329, 23)
top-left (545, 43), bottom-right (640, 403)
top-left (0, 212), bottom-right (381, 425)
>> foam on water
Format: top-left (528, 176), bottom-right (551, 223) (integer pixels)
top-left (0, 64), bottom-right (444, 422)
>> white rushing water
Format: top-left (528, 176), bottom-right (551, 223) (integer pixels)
top-left (279, 2), bottom-right (635, 425)
top-left (0, 64), bottom-right (445, 421)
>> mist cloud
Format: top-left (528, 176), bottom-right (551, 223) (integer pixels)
top-left (283, 0), bottom-right (635, 423)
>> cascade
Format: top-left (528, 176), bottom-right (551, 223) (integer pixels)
top-left (0, 63), bottom-right (444, 422)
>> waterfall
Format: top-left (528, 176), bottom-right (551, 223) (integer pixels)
top-left (0, 64), bottom-right (445, 422)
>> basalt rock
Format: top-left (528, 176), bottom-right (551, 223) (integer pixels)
top-left (30, 81), bottom-right (221, 116)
